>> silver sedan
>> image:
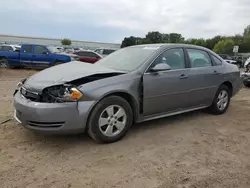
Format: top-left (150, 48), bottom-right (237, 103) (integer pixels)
top-left (13, 44), bottom-right (242, 143)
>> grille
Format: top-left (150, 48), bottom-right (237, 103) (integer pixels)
top-left (20, 87), bottom-right (40, 102)
top-left (28, 121), bottom-right (64, 128)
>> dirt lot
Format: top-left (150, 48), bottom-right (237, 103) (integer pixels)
top-left (1, 69), bottom-right (250, 188)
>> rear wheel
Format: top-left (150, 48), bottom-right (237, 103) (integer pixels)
top-left (209, 85), bottom-right (231, 115)
top-left (0, 58), bottom-right (11, 68)
top-left (87, 96), bottom-right (133, 143)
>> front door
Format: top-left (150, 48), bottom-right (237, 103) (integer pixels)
top-left (33, 45), bottom-right (51, 66)
top-left (143, 48), bottom-right (191, 116)
top-left (20, 45), bottom-right (33, 66)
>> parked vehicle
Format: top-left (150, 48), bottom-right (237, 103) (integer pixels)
top-left (218, 54), bottom-right (240, 67)
top-left (13, 44), bottom-right (241, 143)
top-left (0, 44), bottom-right (21, 52)
top-left (234, 56), bottom-right (248, 68)
top-left (244, 57), bottom-right (250, 71)
top-left (0, 44), bottom-right (79, 68)
top-left (74, 50), bottom-right (102, 63)
top-left (94, 48), bottom-right (116, 57)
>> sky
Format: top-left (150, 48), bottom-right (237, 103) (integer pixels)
top-left (0, 0), bottom-right (250, 43)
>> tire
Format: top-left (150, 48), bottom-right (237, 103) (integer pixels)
top-left (209, 85), bottom-right (231, 115)
top-left (87, 96), bottom-right (133, 143)
top-left (0, 58), bottom-right (11, 68)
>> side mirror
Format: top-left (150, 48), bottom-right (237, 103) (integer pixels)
top-left (43, 51), bottom-right (49, 55)
top-left (150, 63), bottom-right (171, 72)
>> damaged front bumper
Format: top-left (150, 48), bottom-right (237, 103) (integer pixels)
top-left (13, 91), bottom-right (95, 134)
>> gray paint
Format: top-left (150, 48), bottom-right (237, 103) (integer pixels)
top-left (14, 44), bottom-right (242, 134)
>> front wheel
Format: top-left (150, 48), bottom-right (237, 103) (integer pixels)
top-left (0, 58), bottom-right (11, 68)
top-left (209, 85), bottom-right (231, 115)
top-left (87, 96), bottom-right (133, 143)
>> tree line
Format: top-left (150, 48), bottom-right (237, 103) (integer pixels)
top-left (121, 25), bottom-right (250, 55)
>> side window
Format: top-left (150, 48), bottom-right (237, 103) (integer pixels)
top-left (211, 55), bottom-right (222, 66)
top-left (152, 48), bottom-right (185, 70)
top-left (88, 52), bottom-right (98, 57)
top-left (3, 46), bottom-right (13, 51)
top-left (78, 52), bottom-right (88, 56)
top-left (186, 49), bottom-right (212, 68)
top-left (34, 46), bottom-right (48, 54)
top-left (22, 45), bottom-right (33, 53)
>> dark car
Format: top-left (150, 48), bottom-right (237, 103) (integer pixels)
top-left (74, 50), bottom-right (102, 64)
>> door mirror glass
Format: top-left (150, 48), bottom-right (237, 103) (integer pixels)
top-left (150, 63), bottom-right (171, 72)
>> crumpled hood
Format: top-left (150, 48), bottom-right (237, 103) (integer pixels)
top-left (24, 61), bottom-right (124, 91)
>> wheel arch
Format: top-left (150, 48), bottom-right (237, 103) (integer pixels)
top-left (86, 91), bottom-right (139, 127)
top-left (221, 81), bottom-right (233, 97)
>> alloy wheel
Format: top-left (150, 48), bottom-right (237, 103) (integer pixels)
top-left (0, 60), bottom-right (7, 68)
top-left (98, 105), bottom-right (127, 137)
top-left (217, 90), bottom-right (229, 111)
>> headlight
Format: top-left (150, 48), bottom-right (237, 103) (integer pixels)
top-left (16, 78), bottom-right (27, 90)
top-left (43, 85), bottom-right (83, 102)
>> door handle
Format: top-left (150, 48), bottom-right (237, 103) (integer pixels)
top-left (179, 74), bottom-right (188, 79)
top-left (32, 55), bottom-right (36, 57)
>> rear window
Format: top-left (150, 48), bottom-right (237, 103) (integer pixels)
top-left (22, 45), bottom-right (33, 53)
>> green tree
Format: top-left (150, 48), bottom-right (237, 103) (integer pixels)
top-left (145, 31), bottom-right (163, 43)
top-left (243, 25), bottom-right (250, 36)
top-left (169, 33), bottom-right (184, 43)
top-left (121, 36), bottom-right (137, 48)
top-left (239, 36), bottom-right (250, 53)
top-left (61, 38), bottom-right (72, 45)
top-left (213, 39), bottom-right (235, 54)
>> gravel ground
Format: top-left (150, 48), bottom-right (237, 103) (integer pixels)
top-left (1, 69), bottom-right (250, 188)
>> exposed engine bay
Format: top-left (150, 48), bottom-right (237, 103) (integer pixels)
top-left (20, 73), bottom-right (124, 103)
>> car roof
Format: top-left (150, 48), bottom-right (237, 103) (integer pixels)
top-left (128, 43), bottom-right (211, 51)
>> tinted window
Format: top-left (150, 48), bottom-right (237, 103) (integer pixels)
top-left (87, 52), bottom-right (98, 57)
top-left (77, 51), bottom-right (98, 57)
top-left (187, 49), bottom-right (212, 68)
top-left (22, 45), bottom-right (33, 53)
top-left (34, 46), bottom-right (48, 54)
top-left (211, 55), bottom-right (222, 66)
top-left (103, 49), bottom-right (115, 55)
top-left (152, 48), bottom-right (185, 70)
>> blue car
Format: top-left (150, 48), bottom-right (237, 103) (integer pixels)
top-left (0, 44), bottom-right (79, 68)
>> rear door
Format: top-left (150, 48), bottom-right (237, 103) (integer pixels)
top-left (184, 48), bottom-right (219, 107)
top-left (32, 45), bottom-right (51, 66)
top-left (20, 45), bottom-right (33, 66)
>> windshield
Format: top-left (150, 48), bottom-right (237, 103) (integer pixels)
top-left (96, 46), bottom-right (159, 72)
top-left (47, 46), bottom-right (60, 53)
